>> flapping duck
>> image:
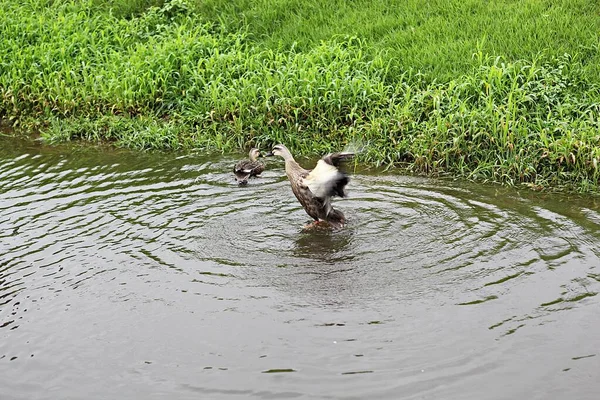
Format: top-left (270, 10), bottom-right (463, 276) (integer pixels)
top-left (267, 144), bottom-right (354, 228)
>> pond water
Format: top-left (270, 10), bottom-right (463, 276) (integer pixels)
top-left (1, 136), bottom-right (599, 400)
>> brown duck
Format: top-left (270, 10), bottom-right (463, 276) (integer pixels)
top-left (267, 144), bottom-right (354, 228)
top-left (233, 148), bottom-right (265, 185)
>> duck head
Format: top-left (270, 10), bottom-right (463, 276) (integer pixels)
top-left (249, 147), bottom-right (262, 161)
top-left (265, 144), bottom-right (294, 161)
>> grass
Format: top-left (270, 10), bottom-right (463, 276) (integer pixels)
top-left (0, 0), bottom-right (599, 192)
top-left (194, 0), bottom-right (600, 81)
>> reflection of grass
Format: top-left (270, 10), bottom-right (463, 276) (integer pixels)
top-left (503, 324), bottom-right (526, 336)
top-left (572, 354), bottom-right (596, 360)
top-left (341, 370), bottom-right (374, 375)
top-left (261, 369), bottom-right (296, 373)
top-left (484, 272), bottom-right (523, 287)
top-left (541, 291), bottom-right (597, 307)
top-left (2, 0), bottom-right (600, 192)
top-left (457, 295), bottom-right (498, 305)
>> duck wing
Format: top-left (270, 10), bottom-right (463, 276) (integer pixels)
top-left (302, 152), bottom-right (354, 199)
top-left (233, 160), bottom-right (264, 184)
top-left (234, 160), bottom-right (264, 175)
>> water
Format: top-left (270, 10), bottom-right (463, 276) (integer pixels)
top-left (1, 136), bottom-right (599, 400)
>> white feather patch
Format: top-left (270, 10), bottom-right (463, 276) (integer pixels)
top-left (303, 159), bottom-right (340, 198)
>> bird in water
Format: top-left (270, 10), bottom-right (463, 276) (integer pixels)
top-left (233, 148), bottom-right (265, 185)
top-left (266, 144), bottom-right (354, 229)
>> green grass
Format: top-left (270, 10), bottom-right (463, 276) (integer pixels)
top-left (195, 0), bottom-right (600, 81)
top-left (0, 0), bottom-right (599, 192)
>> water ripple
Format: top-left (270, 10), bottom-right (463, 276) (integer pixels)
top-left (0, 138), bottom-right (599, 399)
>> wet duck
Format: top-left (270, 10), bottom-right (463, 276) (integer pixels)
top-left (266, 144), bottom-right (354, 229)
top-left (233, 148), bottom-right (265, 185)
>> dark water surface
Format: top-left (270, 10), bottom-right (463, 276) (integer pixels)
top-left (1, 137), bottom-right (599, 400)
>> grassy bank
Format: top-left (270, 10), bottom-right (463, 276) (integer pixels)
top-left (1, 0), bottom-right (599, 192)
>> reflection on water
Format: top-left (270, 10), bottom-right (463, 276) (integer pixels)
top-left (293, 229), bottom-right (355, 261)
top-left (0, 136), bottom-right (599, 400)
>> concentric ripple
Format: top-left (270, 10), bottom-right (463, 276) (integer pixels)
top-left (0, 137), bottom-right (599, 400)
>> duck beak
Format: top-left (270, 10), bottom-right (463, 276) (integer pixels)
top-left (265, 151), bottom-right (274, 157)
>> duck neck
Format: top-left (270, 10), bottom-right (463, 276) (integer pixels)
top-left (283, 157), bottom-right (302, 176)
top-left (278, 150), bottom-right (295, 164)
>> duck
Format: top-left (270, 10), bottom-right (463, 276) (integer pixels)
top-left (266, 144), bottom-right (354, 229)
top-left (233, 148), bottom-right (265, 185)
